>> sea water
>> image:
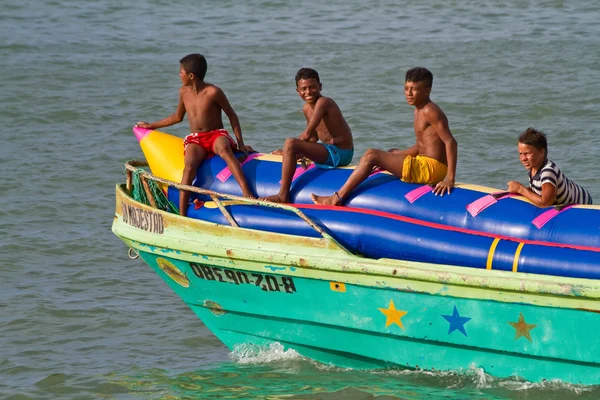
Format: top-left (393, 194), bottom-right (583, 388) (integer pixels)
top-left (2, 0), bottom-right (600, 398)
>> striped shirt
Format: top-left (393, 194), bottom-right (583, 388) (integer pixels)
top-left (529, 159), bottom-right (592, 205)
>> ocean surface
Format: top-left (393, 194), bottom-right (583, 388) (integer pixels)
top-left (2, 0), bottom-right (600, 398)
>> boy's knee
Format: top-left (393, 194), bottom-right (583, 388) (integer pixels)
top-left (362, 148), bottom-right (378, 163)
top-left (283, 137), bottom-right (299, 151)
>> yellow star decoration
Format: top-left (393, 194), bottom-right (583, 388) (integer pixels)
top-left (378, 300), bottom-right (408, 329)
top-left (508, 312), bottom-right (537, 342)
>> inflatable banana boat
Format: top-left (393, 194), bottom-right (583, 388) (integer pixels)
top-left (134, 127), bottom-right (600, 279)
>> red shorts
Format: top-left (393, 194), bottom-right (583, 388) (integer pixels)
top-left (183, 129), bottom-right (237, 158)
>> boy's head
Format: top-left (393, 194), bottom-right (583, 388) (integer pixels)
top-left (295, 68), bottom-right (322, 104)
top-left (517, 128), bottom-right (548, 170)
top-left (295, 68), bottom-right (320, 86)
top-left (518, 127), bottom-right (548, 154)
top-left (404, 67), bottom-right (433, 106)
top-left (180, 53), bottom-right (207, 80)
top-left (405, 67), bottom-right (433, 88)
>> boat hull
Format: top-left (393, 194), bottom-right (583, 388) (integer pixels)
top-left (113, 183), bottom-right (600, 384)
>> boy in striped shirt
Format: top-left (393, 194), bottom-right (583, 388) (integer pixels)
top-left (507, 128), bottom-right (592, 206)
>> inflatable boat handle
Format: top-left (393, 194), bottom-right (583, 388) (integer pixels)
top-left (404, 185), bottom-right (434, 204)
top-left (216, 152), bottom-right (263, 183)
top-left (466, 192), bottom-right (514, 217)
top-left (532, 204), bottom-right (574, 229)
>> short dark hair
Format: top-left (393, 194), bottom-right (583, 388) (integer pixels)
top-left (180, 54), bottom-right (207, 80)
top-left (518, 127), bottom-right (548, 154)
top-left (405, 67), bottom-right (433, 88)
top-left (295, 68), bottom-right (320, 85)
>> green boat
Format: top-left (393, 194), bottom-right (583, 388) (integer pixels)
top-left (111, 160), bottom-right (600, 384)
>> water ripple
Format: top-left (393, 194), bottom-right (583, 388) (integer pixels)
top-left (2, 0), bottom-right (600, 398)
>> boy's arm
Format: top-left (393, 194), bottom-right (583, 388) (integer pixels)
top-left (429, 108), bottom-right (457, 196)
top-left (508, 181), bottom-right (556, 207)
top-left (215, 89), bottom-right (250, 152)
top-left (136, 94), bottom-right (186, 129)
top-left (299, 98), bottom-right (329, 141)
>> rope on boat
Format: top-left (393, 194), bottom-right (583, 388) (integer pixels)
top-left (130, 167), bottom-right (179, 214)
top-left (123, 160), bottom-right (350, 253)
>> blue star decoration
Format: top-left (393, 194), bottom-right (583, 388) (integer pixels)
top-left (441, 306), bottom-right (472, 336)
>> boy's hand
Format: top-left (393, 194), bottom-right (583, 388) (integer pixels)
top-left (236, 144), bottom-right (254, 162)
top-left (270, 149), bottom-right (283, 155)
top-left (433, 178), bottom-right (454, 196)
top-left (507, 181), bottom-right (524, 194)
top-left (299, 129), bottom-right (313, 141)
top-left (136, 121), bottom-right (152, 128)
top-left (238, 144), bottom-right (254, 153)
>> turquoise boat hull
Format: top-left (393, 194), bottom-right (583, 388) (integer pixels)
top-left (137, 250), bottom-right (599, 383)
top-left (113, 182), bottom-right (600, 384)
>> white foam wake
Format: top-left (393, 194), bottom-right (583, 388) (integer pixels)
top-left (230, 342), bottom-right (303, 364)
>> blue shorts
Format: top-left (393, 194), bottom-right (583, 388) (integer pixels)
top-left (315, 144), bottom-right (354, 169)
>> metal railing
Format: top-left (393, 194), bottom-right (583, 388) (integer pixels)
top-left (123, 160), bottom-right (350, 253)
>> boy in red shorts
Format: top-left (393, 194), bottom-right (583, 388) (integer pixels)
top-left (137, 53), bottom-right (255, 216)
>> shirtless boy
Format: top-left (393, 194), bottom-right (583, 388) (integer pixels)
top-left (264, 67), bottom-right (354, 203)
top-left (312, 67), bottom-right (457, 206)
top-left (136, 53), bottom-right (254, 216)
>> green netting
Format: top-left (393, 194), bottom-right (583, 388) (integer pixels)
top-left (131, 169), bottom-right (179, 214)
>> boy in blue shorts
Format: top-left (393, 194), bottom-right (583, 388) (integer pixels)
top-left (263, 68), bottom-right (354, 203)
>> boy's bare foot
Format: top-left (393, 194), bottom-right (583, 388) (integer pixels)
top-left (311, 192), bottom-right (342, 206)
top-left (261, 194), bottom-right (289, 203)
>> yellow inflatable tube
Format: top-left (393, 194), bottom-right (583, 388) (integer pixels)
top-left (133, 126), bottom-right (184, 182)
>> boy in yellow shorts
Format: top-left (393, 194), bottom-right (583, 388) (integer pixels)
top-left (312, 67), bottom-right (457, 206)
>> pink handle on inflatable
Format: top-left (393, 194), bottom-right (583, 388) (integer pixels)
top-left (282, 163), bottom-right (316, 185)
top-left (404, 185), bottom-right (433, 204)
top-left (216, 153), bottom-right (262, 183)
top-left (368, 167), bottom-right (383, 178)
top-left (466, 193), bottom-right (514, 217)
top-left (532, 204), bottom-right (574, 229)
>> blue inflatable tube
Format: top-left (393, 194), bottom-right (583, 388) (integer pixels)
top-left (166, 153), bottom-right (600, 279)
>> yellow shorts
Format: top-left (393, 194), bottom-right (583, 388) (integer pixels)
top-left (401, 155), bottom-right (448, 184)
